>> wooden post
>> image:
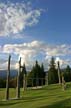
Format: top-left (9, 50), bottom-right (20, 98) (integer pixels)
top-left (6, 55), bottom-right (11, 100)
top-left (32, 78), bottom-right (34, 87)
top-left (16, 57), bottom-right (21, 99)
top-left (36, 77), bottom-right (38, 87)
top-left (62, 74), bottom-right (66, 91)
top-left (41, 78), bottom-right (43, 86)
top-left (45, 72), bottom-right (48, 86)
top-left (23, 73), bottom-right (27, 91)
top-left (57, 61), bottom-right (61, 85)
top-left (22, 64), bottom-right (27, 91)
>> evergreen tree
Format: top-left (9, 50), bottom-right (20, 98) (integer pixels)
top-left (27, 66), bottom-right (35, 87)
top-left (48, 57), bottom-right (58, 84)
top-left (27, 61), bottom-right (45, 86)
top-left (41, 63), bottom-right (45, 77)
top-left (64, 65), bottom-right (71, 82)
top-left (34, 61), bottom-right (40, 86)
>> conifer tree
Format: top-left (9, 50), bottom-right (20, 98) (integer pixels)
top-left (48, 57), bottom-right (58, 84)
top-left (64, 65), bottom-right (71, 82)
top-left (27, 61), bottom-right (45, 86)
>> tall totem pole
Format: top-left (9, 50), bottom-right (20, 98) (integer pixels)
top-left (45, 72), bottom-right (48, 86)
top-left (57, 61), bottom-right (61, 85)
top-left (62, 72), bottom-right (66, 91)
top-left (16, 57), bottom-right (21, 99)
top-left (6, 55), bottom-right (11, 100)
top-left (22, 63), bottom-right (27, 91)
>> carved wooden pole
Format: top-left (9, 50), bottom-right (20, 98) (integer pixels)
top-left (36, 77), bottom-right (38, 87)
top-left (62, 73), bottom-right (66, 91)
top-left (57, 61), bottom-right (61, 85)
top-left (23, 64), bottom-right (27, 91)
top-left (23, 74), bottom-right (26, 91)
top-left (45, 72), bottom-right (48, 86)
top-left (41, 78), bottom-right (43, 86)
top-left (32, 78), bottom-right (34, 87)
top-left (6, 55), bottom-right (11, 100)
top-left (16, 57), bottom-right (21, 99)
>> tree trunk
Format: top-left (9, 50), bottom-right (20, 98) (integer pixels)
top-left (6, 55), bottom-right (11, 100)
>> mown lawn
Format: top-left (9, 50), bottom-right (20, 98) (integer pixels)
top-left (0, 83), bottom-right (71, 108)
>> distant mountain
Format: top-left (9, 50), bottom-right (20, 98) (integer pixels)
top-left (0, 70), bottom-right (18, 79)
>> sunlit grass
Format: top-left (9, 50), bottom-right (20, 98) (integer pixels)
top-left (0, 83), bottom-right (71, 108)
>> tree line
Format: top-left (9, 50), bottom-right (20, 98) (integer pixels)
top-left (0, 57), bottom-right (71, 88)
top-left (48, 57), bottom-right (71, 84)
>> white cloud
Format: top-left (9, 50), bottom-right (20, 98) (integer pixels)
top-left (45, 44), bottom-right (71, 59)
top-left (0, 2), bottom-right (42, 37)
top-left (0, 59), bottom-right (18, 70)
top-left (0, 40), bottom-right (71, 69)
top-left (55, 57), bottom-right (65, 67)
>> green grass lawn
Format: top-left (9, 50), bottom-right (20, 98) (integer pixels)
top-left (0, 83), bottom-right (71, 108)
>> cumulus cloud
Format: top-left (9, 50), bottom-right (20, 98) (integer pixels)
top-left (0, 59), bottom-right (18, 70)
top-left (0, 2), bottom-right (42, 37)
top-left (0, 40), bottom-right (71, 69)
top-left (55, 57), bottom-right (65, 67)
top-left (45, 44), bottom-right (71, 59)
top-left (2, 41), bottom-right (44, 66)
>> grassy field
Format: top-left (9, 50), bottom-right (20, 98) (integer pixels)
top-left (0, 83), bottom-right (71, 108)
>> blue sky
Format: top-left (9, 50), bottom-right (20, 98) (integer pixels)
top-left (0, 0), bottom-right (71, 70)
top-left (0, 0), bottom-right (71, 44)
